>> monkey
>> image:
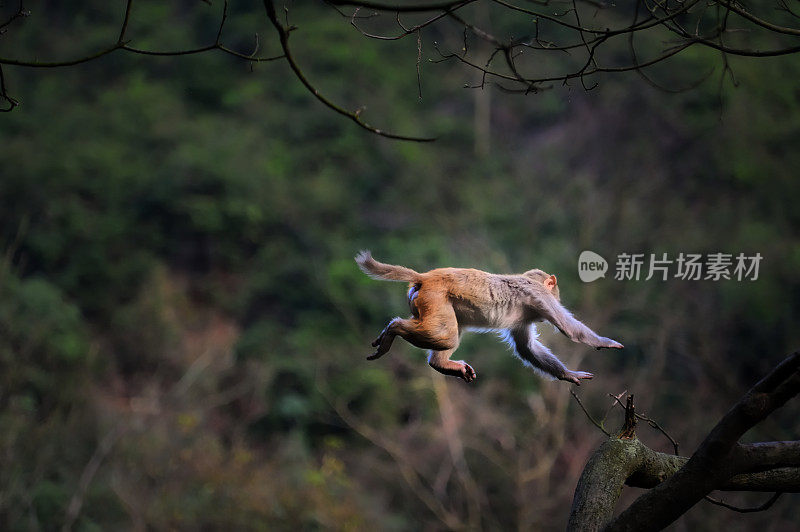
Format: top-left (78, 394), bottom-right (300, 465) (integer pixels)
top-left (355, 251), bottom-right (623, 385)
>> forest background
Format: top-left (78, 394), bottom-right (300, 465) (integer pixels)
top-left (1, 1), bottom-right (799, 529)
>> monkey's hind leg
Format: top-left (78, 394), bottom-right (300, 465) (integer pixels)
top-left (428, 349), bottom-right (477, 383)
top-left (367, 313), bottom-right (461, 361)
top-left (369, 288), bottom-right (460, 358)
top-left (368, 317), bottom-right (405, 360)
top-left (368, 316), bottom-right (442, 360)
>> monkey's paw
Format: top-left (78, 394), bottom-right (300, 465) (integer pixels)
top-left (564, 370), bottom-right (593, 385)
top-left (455, 361), bottom-right (477, 383)
top-left (371, 317), bottom-right (399, 347)
top-left (595, 337), bottom-right (624, 350)
top-left (366, 348), bottom-right (388, 361)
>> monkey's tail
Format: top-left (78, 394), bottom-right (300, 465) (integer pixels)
top-left (355, 250), bottom-right (421, 282)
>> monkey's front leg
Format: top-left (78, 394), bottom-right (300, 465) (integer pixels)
top-left (510, 326), bottom-right (593, 385)
top-left (539, 300), bottom-right (623, 350)
top-left (427, 349), bottom-right (477, 383)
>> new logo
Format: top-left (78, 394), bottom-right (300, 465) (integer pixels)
top-left (578, 250), bottom-right (608, 283)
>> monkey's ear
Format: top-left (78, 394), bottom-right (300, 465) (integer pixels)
top-left (544, 275), bottom-right (558, 290)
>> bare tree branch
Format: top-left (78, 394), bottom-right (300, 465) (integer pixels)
top-left (568, 435), bottom-right (800, 530)
top-left (609, 351), bottom-right (800, 530)
top-left (2, 0), bottom-right (800, 139)
top-left (568, 352), bottom-right (800, 531)
top-left (261, 0), bottom-right (435, 141)
top-left (738, 440), bottom-right (800, 472)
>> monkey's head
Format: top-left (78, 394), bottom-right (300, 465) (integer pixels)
top-left (524, 269), bottom-right (560, 300)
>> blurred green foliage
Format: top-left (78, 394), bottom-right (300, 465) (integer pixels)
top-left (0, 1), bottom-right (799, 530)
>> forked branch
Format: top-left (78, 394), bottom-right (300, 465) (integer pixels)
top-left (569, 352), bottom-right (800, 531)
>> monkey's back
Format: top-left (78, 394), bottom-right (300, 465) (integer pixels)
top-left (418, 268), bottom-right (539, 329)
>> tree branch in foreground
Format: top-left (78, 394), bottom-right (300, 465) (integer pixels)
top-left (568, 351), bottom-right (800, 531)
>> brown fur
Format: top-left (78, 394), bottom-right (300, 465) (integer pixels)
top-left (356, 251), bottom-right (623, 384)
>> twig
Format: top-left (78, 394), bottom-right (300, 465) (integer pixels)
top-left (0, 0), bottom-right (28, 34)
top-left (328, 0), bottom-right (473, 12)
top-left (609, 393), bottom-right (680, 455)
top-left (262, 0), bottom-right (435, 141)
top-left (315, 367), bottom-right (461, 529)
top-left (215, 0), bottom-right (228, 44)
top-left (0, 64), bottom-right (19, 111)
top-left (416, 29), bottom-right (423, 98)
top-left (117, 0), bottom-right (134, 44)
top-left (570, 390), bottom-right (611, 437)
top-left (619, 394), bottom-right (637, 439)
top-left (62, 424), bottom-right (127, 531)
top-left (704, 491), bottom-right (783, 513)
